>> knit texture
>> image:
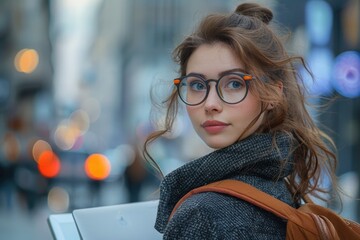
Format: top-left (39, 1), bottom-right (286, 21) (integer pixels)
top-left (155, 132), bottom-right (296, 239)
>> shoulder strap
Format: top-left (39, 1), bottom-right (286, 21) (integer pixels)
top-left (170, 179), bottom-right (294, 219)
top-left (169, 179), bottom-right (318, 234)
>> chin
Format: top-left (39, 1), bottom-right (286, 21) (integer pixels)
top-left (203, 139), bottom-right (235, 149)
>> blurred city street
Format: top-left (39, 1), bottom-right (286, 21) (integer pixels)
top-left (0, 0), bottom-right (359, 239)
top-left (0, 171), bottom-right (160, 239)
top-left (1, 197), bottom-right (58, 239)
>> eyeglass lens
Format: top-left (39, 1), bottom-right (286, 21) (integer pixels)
top-left (178, 73), bottom-right (248, 105)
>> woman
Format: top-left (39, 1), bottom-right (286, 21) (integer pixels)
top-left (144, 2), bottom-right (339, 239)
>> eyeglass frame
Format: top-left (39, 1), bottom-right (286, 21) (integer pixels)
top-left (173, 72), bottom-right (253, 106)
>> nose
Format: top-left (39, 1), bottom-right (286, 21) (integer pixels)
top-left (204, 84), bottom-right (222, 113)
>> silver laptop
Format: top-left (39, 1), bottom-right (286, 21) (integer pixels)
top-left (72, 200), bottom-right (162, 240)
top-left (48, 213), bottom-right (81, 240)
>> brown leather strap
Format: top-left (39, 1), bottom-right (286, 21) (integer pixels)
top-left (169, 179), bottom-right (318, 234)
top-left (310, 214), bottom-right (337, 240)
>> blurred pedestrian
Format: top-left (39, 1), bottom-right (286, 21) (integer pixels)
top-left (124, 145), bottom-right (148, 202)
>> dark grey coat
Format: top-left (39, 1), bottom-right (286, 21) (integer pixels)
top-left (155, 133), bottom-right (296, 239)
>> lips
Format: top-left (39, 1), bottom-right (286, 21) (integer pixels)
top-left (201, 120), bottom-right (229, 134)
top-left (201, 120), bottom-right (229, 127)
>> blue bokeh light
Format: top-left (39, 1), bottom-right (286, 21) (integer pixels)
top-left (332, 51), bottom-right (360, 98)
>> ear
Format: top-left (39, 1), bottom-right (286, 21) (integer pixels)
top-left (267, 81), bottom-right (283, 110)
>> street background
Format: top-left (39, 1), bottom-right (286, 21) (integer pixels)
top-left (0, 0), bottom-right (359, 239)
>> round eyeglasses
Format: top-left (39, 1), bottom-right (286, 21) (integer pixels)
top-left (173, 72), bottom-right (253, 106)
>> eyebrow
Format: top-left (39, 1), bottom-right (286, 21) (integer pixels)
top-left (187, 68), bottom-right (248, 78)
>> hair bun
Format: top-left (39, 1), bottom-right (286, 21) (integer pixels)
top-left (235, 3), bottom-right (273, 24)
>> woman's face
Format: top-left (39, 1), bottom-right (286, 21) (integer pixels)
top-left (185, 42), bottom-right (264, 149)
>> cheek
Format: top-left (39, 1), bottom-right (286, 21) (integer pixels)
top-left (246, 101), bottom-right (265, 128)
top-left (186, 106), bottom-right (198, 123)
top-left (245, 90), bottom-right (262, 111)
top-left (233, 98), bottom-right (263, 126)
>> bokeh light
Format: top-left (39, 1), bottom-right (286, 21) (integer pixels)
top-left (342, 0), bottom-right (360, 47)
top-left (38, 150), bottom-right (61, 178)
top-left (303, 48), bottom-right (334, 96)
top-left (69, 109), bottom-right (90, 135)
top-left (332, 51), bottom-right (360, 98)
top-left (48, 187), bottom-right (70, 213)
top-left (305, 0), bottom-right (333, 46)
top-left (54, 122), bottom-right (80, 150)
top-left (14, 48), bottom-right (39, 74)
top-left (84, 153), bottom-right (111, 180)
top-left (32, 139), bottom-right (52, 163)
top-left (54, 110), bottom-right (91, 150)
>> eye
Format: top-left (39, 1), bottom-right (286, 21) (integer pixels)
top-left (226, 79), bottom-right (243, 89)
top-left (222, 76), bottom-right (245, 90)
top-left (188, 78), bottom-right (206, 91)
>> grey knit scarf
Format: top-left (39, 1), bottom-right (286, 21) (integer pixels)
top-left (155, 132), bottom-right (294, 232)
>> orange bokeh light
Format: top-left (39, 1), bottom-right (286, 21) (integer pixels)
top-left (38, 150), bottom-right (61, 178)
top-left (14, 48), bottom-right (39, 74)
top-left (84, 154), bottom-right (111, 180)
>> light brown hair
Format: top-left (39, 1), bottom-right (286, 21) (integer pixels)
top-left (144, 2), bottom-right (338, 204)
